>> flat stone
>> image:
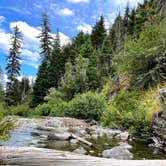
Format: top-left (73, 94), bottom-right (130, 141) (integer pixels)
top-left (102, 143), bottom-right (133, 159)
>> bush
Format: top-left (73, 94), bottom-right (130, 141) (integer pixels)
top-left (101, 90), bottom-right (150, 138)
top-left (35, 103), bottom-right (51, 116)
top-left (49, 100), bottom-right (68, 117)
top-left (5, 98), bottom-right (34, 117)
top-left (68, 92), bottom-right (107, 121)
top-left (35, 99), bottom-right (68, 117)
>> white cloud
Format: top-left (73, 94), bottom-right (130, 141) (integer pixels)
top-left (0, 21), bottom-right (71, 69)
top-left (68, 0), bottom-right (89, 3)
top-left (59, 32), bottom-right (71, 46)
top-left (3, 74), bottom-right (36, 86)
top-left (59, 8), bottom-right (74, 16)
top-left (77, 23), bottom-right (92, 33)
top-left (0, 31), bottom-right (10, 51)
top-left (113, 0), bottom-right (143, 7)
top-left (0, 16), bottom-right (5, 26)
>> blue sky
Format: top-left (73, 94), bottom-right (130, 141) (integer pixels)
top-left (0, 0), bottom-right (142, 81)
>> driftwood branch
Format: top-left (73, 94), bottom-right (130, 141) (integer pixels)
top-left (70, 133), bottom-right (93, 147)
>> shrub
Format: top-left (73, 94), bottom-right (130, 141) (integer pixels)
top-left (49, 100), bottom-right (68, 117)
top-left (101, 90), bottom-right (151, 138)
top-left (35, 99), bottom-right (68, 117)
top-left (68, 91), bottom-right (107, 121)
top-left (35, 103), bottom-right (51, 116)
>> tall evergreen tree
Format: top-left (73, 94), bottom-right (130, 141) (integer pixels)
top-left (37, 12), bottom-right (52, 61)
top-left (91, 16), bottom-right (106, 50)
top-left (30, 60), bottom-right (49, 107)
top-left (0, 67), bottom-right (3, 103)
top-left (5, 26), bottom-right (22, 106)
top-left (123, 2), bottom-right (130, 36)
top-left (31, 12), bottom-right (52, 107)
top-left (113, 11), bottom-right (125, 52)
top-left (87, 50), bottom-right (101, 90)
top-left (48, 29), bottom-right (63, 88)
top-left (129, 9), bottom-right (136, 36)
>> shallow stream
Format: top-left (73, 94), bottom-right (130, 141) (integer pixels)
top-left (2, 124), bottom-right (166, 159)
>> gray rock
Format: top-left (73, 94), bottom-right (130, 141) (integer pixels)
top-left (73, 147), bottom-right (86, 155)
top-left (47, 132), bottom-right (71, 140)
top-left (90, 125), bottom-right (129, 140)
top-left (102, 143), bottom-right (133, 159)
top-left (70, 139), bottom-right (78, 145)
top-left (114, 132), bottom-right (129, 141)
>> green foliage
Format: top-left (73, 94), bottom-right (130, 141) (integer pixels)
top-left (87, 50), bottom-right (101, 90)
top-left (35, 97), bottom-right (68, 117)
top-left (101, 90), bottom-right (150, 138)
top-left (9, 99), bottom-right (33, 117)
top-left (35, 103), bottom-right (51, 116)
top-left (35, 88), bottom-right (68, 117)
top-left (68, 92), bottom-right (107, 121)
top-left (59, 55), bottom-right (89, 101)
top-left (36, 89), bottom-right (107, 121)
top-left (114, 23), bottom-right (166, 89)
top-left (0, 115), bottom-right (13, 142)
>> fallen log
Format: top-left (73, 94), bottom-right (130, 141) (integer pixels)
top-left (47, 132), bottom-right (93, 147)
top-left (71, 133), bottom-right (93, 147)
top-left (0, 146), bottom-right (166, 166)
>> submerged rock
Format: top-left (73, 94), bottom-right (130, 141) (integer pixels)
top-left (102, 142), bottom-right (133, 159)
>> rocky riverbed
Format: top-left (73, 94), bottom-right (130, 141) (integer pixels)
top-left (1, 116), bottom-right (166, 160)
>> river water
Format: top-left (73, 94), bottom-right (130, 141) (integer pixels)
top-left (2, 117), bottom-right (166, 160)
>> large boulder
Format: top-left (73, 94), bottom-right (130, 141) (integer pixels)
top-left (102, 142), bottom-right (133, 159)
top-left (47, 132), bottom-right (71, 140)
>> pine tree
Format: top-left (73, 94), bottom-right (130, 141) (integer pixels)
top-left (5, 26), bottom-right (22, 106)
top-left (113, 11), bottom-right (125, 52)
top-left (91, 16), bottom-right (106, 50)
top-left (73, 31), bottom-right (88, 52)
top-left (37, 12), bottom-right (52, 61)
top-left (80, 37), bottom-right (93, 59)
top-left (48, 29), bottom-right (63, 88)
top-left (31, 12), bottom-right (52, 107)
top-left (124, 2), bottom-right (130, 36)
top-left (129, 9), bottom-right (136, 36)
top-left (87, 50), bottom-right (100, 90)
top-left (30, 60), bottom-right (49, 107)
top-left (0, 67), bottom-right (3, 103)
